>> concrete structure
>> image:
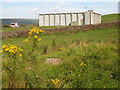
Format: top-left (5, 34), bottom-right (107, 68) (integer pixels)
top-left (38, 10), bottom-right (101, 26)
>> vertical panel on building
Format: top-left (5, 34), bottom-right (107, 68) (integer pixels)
top-left (66, 14), bottom-right (71, 25)
top-left (99, 15), bottom-right (101, 23)
top-left (45, 15), bottom-right (49, 26)
top-left (72, 14), bottom-right (77, 21)
top-left (55, 14), bottom-right (60, 26)
top-left (91, 13), bottom-right (94, 24)
top-left (50, 15), bottom-right (54, 26)
top-left (39, 15), bottom-right (43, 26)
top-left (95, 14), bottom-right (97, 24)
top-left (78, 13), bottom-right (84, 25)
top-left (85, 12), bottom-right (90, 25)
top-left (61, 14), bottom-right (65, 25)
top-left (96, 14), bottom-right (98, 24)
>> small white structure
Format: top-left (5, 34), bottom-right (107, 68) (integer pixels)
top-left (38, 10), bottom-right (101, 26)
top-left (10, 22), bottom-right (19, 27)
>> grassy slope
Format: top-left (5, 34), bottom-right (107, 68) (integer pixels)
top-left (2, 26), bottom-right (119, 88)
top-left (2, 14), bottom-right (119, 88)
top-left (101, 14), bottom-right (120, 22)
top-left (2, 27), bottom-right (118, 45)
top-left (2, 26), bottom-right (64, 32)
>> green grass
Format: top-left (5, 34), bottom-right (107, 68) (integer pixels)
top-left (101, 14), bottom-right (120, 22)
top-left (2, 25), bottom-right (64, 32)
top-left (2, 26), bottom-right (119, 88)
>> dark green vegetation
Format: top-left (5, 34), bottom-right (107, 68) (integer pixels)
top-left (2, 26), bottom-right (119, 88)
top-left (101, 14), bottom-right (120, 22)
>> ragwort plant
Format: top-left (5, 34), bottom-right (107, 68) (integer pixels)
top-left (22, 28), bottom-right (44, 62)
top-left (0, 44), bottom-right (23, 88)
top-left (1, 28), bottom-right (45, 88)
top-left (22, 28), bottom-right (45, 88)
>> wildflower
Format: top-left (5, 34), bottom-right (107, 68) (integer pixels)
top-left (23, 39), bottom-right (29, 42)
top-left (34, 35), bottom-right (38, 38)
top-left (37, 38), bottom-right (42, 41)
top-left (5, 48), bottom-right (9, 51)
top-left (29, 32), bottom-right (32, 35)
top-left (19, 54), bottom-right (22, 57)
top-left (39, 30), bottom-right (44, 33)
top-left (1, 44), bottom-right (23, 54)
top-left (29, 28), bottom-right (45, 35)
top-left (50, 78), bottom-right (60, 88)
top-left (0, 50), bottom-right (3, 53)
top-left (2, 45), bottom-right (8, 49)
top-left (80, 62), bottom-right (86, 66)
top-left (19, 48), bottom-right (23, 52)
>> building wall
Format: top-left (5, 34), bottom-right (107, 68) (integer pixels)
top-left (39, 15), bottom-right (44, 26)
top-left (55, 14), bottom-right (60, 26)
top-left (66, 14), bottom-right (71, 25)
top-left (45, 15), bottom-right (49, 26)
top-left (78, 14), bottom-right (84, 25)
top-left (39, 10), bottom-right (101, 26)
top-left (61, 14), bottom-right (65, 25)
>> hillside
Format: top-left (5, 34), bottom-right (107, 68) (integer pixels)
top-left (2, 24), bottom-right (119, 88)
top-left (101, 13), bottom-right (120, 22)
top-left (1, 13), bottom-right (119, 88)
top-left (0, 18), bottom-right (38, 25)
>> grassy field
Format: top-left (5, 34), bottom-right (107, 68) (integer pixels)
top-left (1, 13), bottom-right (119, 88)
top-left (101, 14), bottom-right (120, 22)
top-left (2, 25), bottom-right (119, 88)
top-left (2, 25), bottom-right (64, 32)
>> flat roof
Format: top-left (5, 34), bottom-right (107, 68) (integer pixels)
top-left (39, 12), bottom-right (84, 15)
top-left (39, 11), bottom-right (101, 15)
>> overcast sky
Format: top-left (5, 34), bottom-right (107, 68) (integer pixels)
top-left (0, 0), bottom-right (119, 19)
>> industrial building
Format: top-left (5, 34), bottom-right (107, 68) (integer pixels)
top-left (38, 10), bottom-right (101, 26)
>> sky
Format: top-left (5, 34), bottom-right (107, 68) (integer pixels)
top-left (0, 0), bottom-right (119, 19)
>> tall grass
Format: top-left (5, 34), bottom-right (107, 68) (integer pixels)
top-left (2, 26), bottom-right (119, 88)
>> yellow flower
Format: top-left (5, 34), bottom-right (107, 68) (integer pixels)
top-left (39, 30), bottom-right (45, 33)
top-left (5, 48), bottom-right (9, 51)
top-left (37, 38), bottom-right (42, 41)
top-left (29, 32), bottom-right (32, 35)
top-left (19, 54), bottom-right (22, 57)
top-left (0, 50), bottom-right (3, 53)
top-left (23, 39), bottom-right (29, 42)
top-left (34, 35), bottom-right (38, 38)
top-left (80, 62), bottom-right (86, 66)
top-left (51, 78), bottom-right (60, 88)
top-left (51, 79), bottom-right (55, 82)
top-left (2, 45), bottom-right (8, 49)
top-left (36, 31), bottom-right (39, 34)
top-left (1, 44), bottom-right (23, 54)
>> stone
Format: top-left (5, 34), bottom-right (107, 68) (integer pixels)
top-left (45, 58), bottom-right (62, 65)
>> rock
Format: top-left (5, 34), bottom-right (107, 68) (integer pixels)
top-left (45, 58), bottom-right (62, 65)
